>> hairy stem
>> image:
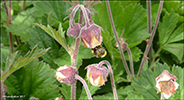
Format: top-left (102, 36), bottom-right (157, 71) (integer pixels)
top-left (126, 47), bottom-right (134, 78)
top-left (75, 75), bottom-right (92, 100)
top-left (147, 0), bottom-right (153, 66)
top-left (8, 0), bottom-right (13, 53)
top-left (71, 9), bottom-right (83, 100)
top-left (3, 0), bottom-right (8, 15)
top-left (106, 1), bottom-right (131, 77)
top-left (137, 0), bottom-right (164, 77)
top-left (1, 82), bottom-right (5, 100)
top-left (22, 0), bottom-right (26, 11)
top-left (80, 5), bottom-right (90, 27)
top-left (99, 60), bottom-right (118, 100)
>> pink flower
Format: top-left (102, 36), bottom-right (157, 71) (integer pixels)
top-left (67, 23), bottom-right (81, 37)
top-left (80, 24), bottom-right (103, 48)
top-left (56, 65), bottom-right (77, 85)
top-left (85, 64), bottom-right (109, 86)
top-left (156, 70), bottom-right (179, 99)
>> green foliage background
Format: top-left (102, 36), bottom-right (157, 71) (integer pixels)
top-left (1, 0), bottom-right (183, 100)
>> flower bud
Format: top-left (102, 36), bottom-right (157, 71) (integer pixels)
top-left (56, 65), bottom-right (77, 85)
top-left (156, 70), bottom-right (179, 99)
top-left (80, 24), bottom-right (103, 48)
top-left (114, 38), bottom-right (127, 50)
top-left (67, 23), bottom-right (81, 37)
top-left (85, 64), bottom-right (109, 86)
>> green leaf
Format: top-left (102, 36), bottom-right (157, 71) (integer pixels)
top-left (126, 92), bottom-right (145, 100)
top-left (8, 10), bottom-right (35, 42)
top-left (93, 93), bottom-right (114, 100)
top-left (54, 42), bottom-right (95, 69)
top-left (171, 66), bottom-right (184, 99)
top-left (158, 11), bottom-right (178, 45)
top-left (1, 45), bottom-right (11, 64)
top-left (164, 1), bottom-right (180, 12)
top-left (79, 80), bottom-right (99, 100)
top-left (34, 23), bottom-right (68, 51)
top-left (117, 85), bottom-right (134, 98)
top-left (163, 43), bottom-right (184, 63)
top-left (4, 59), bottom-right (60, 99)
top-left (132, 70), bottom-right (159, 99)
top-left (28, 25), bottom-right (59, 68)
top-left (33, 1), bottom-right (70, 25)
top-left (167, 23), bottom-right (184, 43)
top-left (1, 45), bottom-right (50, 81)
top-left (60, 83), bottom-right (71, 99)
top-left (93, 2), bottom-right (150, 48)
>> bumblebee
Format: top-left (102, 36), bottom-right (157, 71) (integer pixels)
top-left (92, 45), bottom-right (107, 58)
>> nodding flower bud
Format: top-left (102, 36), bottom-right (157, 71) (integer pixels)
top-left (80, 24), bottom-right (103, 48)
top-left (56, 65), bottom-right (77, 85)
top-left (114, 37), bottom-right (127, 50)
top-left (85, 64), bottom-right (109, 86)
top-left (156, 70), bottom-right (179, 99)
top-left (67, 23), bottom-right (81, 37)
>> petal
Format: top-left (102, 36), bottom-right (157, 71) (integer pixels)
top-left (57, 66), bottom-right (68, 71)
top-left (94, 75), bottom-right (104, 86)
top-left (162, 92), bottom-right (172, 99)
top-left (173, 82), bottom-right (179, 90)
top-left (56, 72), bottom-right (66, 79)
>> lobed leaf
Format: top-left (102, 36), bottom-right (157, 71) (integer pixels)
top-left (4, 59), bottom-right (60, 99)
top-left (1, 45), bottom-right (50, 82)
top-left (33, 1), bottom-right (70, 25)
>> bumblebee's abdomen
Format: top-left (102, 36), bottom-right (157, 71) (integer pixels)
top-left (92, 45), bottom-right (107, 58)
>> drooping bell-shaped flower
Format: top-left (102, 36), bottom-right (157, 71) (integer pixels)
top-left (85, 64), bottom-right (109, 86)
top-left (67, 23), bottom-right (81, 37)
top-left (80, 23), bottom-right (103, 48)
top-left (66, 5), bottom-right (81, 37)
top-left (56, 65), bottom-right (77, 85)
top-left (156, 70), bottom-right (179, 99)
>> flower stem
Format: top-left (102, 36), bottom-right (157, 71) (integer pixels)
top-left (22, 0), bottom-right (26, 11)
top-left (80, 5), bottom-right (90, 27)
top-left (126, 47), bottom-right (134, 78)
top-left (106, 1), bottom-right (131, 77)
top-left (75, 74), bottom-right (92, 100)
top-left (99, 60), bottom-right (118, 100)
top-left (147, 0), bottom-right (153, 66)
top-left (137, 0), bottom-right (164, 77)
top-left (71, 8), bottom-right (83, 100)
top-left (1, 82), bottom-right (5, 100)
top-left (8, 0), bottom-right (13, 53)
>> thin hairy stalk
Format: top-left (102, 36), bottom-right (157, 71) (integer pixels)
top-left (80, 5), bottom-right (90, 27)
top-left (4, 0), bottom-right (20, 46)
top-left (71, 9), bottom-right (83, 100)
top-left (8, 0), bottom-right (13, 53)
top-left (75, 75), bottom-right (92, 100)
top-left (126, 47), bottom-right (134, 78)
top-left (1, 82), bottom-right (5, 100)
top-left (99, 60), bottom-right (118, 100)
top-left (137, 0), bottom-right (164, 77)
top-left (147, 0), bottom-right (153, 66)
top-left (3, 0), bottom-right (8, 15)
top-left (106, 1), bottom-right (131, 76)
top-left (22, 0), bottom-right (26, 11)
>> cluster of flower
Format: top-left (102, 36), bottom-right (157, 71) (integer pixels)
top-left (55, 2), bottom-right (109, 87)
